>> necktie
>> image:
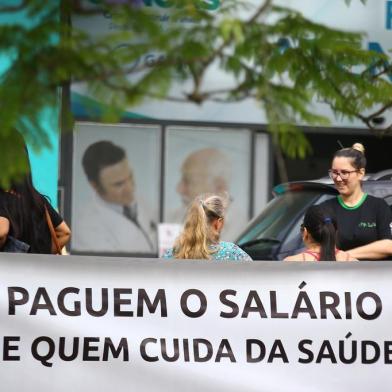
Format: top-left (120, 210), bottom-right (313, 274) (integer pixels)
top-left (122, 205), bottom-right (154, 251)
top-left (123, 205), bottom-right (137, 223)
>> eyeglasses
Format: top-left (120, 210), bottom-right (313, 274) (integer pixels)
top-left (328, 169), bottom-right (359, 180)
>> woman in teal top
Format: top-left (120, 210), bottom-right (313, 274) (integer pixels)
top-left (163, 194), bottom-right (252, 261)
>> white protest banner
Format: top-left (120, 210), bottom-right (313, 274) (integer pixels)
top-left (0, 254), bottom-right (391, 391)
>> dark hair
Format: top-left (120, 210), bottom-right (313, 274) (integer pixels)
top-left (1, 132), bottom-right (52, 253)
top-left (82, 141), bottom-right (126, 184)
top-left (303, 205), bottom-right (337, 261)
top-left (333, 142), bottom-right (366, 170)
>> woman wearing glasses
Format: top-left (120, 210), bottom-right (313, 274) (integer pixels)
top-left (320, 143), bottom-right (392, 257)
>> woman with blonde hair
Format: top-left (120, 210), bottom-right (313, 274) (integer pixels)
top-left (164, 194), bottom-right (252, 261)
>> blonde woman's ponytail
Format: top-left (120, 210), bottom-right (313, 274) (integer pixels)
top-left (173, 194), bottom-right (227, 259)
top-left (173, 199), bottom-right (211, 259)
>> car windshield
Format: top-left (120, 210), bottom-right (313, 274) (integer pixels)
top-left (237, 190), bottom-right (321, 246)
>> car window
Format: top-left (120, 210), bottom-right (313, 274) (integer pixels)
top-left (237, 191), bottom-right (320, 246)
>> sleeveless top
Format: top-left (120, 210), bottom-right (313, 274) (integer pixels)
top-left (301, 249), bottom-right (350, 261)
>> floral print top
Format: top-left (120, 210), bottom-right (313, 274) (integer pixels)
top-left (163, 241), bottom-right (252, 261)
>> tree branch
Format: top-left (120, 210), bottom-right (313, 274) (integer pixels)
top-left (248, 0), bottom-right (273, 23)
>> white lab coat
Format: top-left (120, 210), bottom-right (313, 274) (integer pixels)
top-left (72, 196), bottom-right (156, 253)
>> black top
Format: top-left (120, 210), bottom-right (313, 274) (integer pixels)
top-left (0, 191), bottom-right (63, 253)
top-left (320, 194), bottom-right (392, 250)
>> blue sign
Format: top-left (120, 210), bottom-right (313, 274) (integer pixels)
top-left (387, 1), bottom-right (392, 30)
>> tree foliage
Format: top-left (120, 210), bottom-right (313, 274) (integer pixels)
top-left (0, 0), bottom-right (390, 185)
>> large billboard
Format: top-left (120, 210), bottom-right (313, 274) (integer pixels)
top-left (163, 126), bottom-right (253, 241)
top-left (71, 122), bottom-right (160, 253)
top-left (71, 0), bottom-right (392, 127)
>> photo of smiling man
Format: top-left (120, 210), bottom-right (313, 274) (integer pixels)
top-left (71, 123), bottom-right (159, 254)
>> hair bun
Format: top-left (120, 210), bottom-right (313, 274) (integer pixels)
top-left (352, 142), bottom-right (365, 155)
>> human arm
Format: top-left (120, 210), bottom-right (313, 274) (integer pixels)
top-left (0, 216), bottom-right (10, 249)
top-left (0, 192), bottom-right (10, 249)
top-left (53, 221), bottom-right (71, 253)
top-left (348, 239), bottom-right (392, 260)
top-left (376, 198), bottom-right (392, 240)
top-left (347, 198), bottom-right (392, 260)
top-left (335, 250), bottom-right (358, 262)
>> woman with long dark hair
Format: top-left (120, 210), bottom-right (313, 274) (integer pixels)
top-left (164, 194), bottom-right (252, 261)
top-left (0, 132), bottom-right (71, 253)
top-left (284, 205), bottom-right (356, 261)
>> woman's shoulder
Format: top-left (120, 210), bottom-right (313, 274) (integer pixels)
top-left (284, 253), bottom-right (303, 262)
top-left (217, 241), bottom-right (242, 253)
top-left (162, 248), bottom-right (174, 259)
top-left (364, 194), bottom-right (381, 202)
top-left (365, 194), bottom-right (389, 207)
top-left (318, 197), bottom-right (339, 210)
top-left (41, 196), bottom-right (64, 227)
top-left (284, 252), bottom-right (316, 262)
top-left (214, 241), bottom-right (253, 261)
